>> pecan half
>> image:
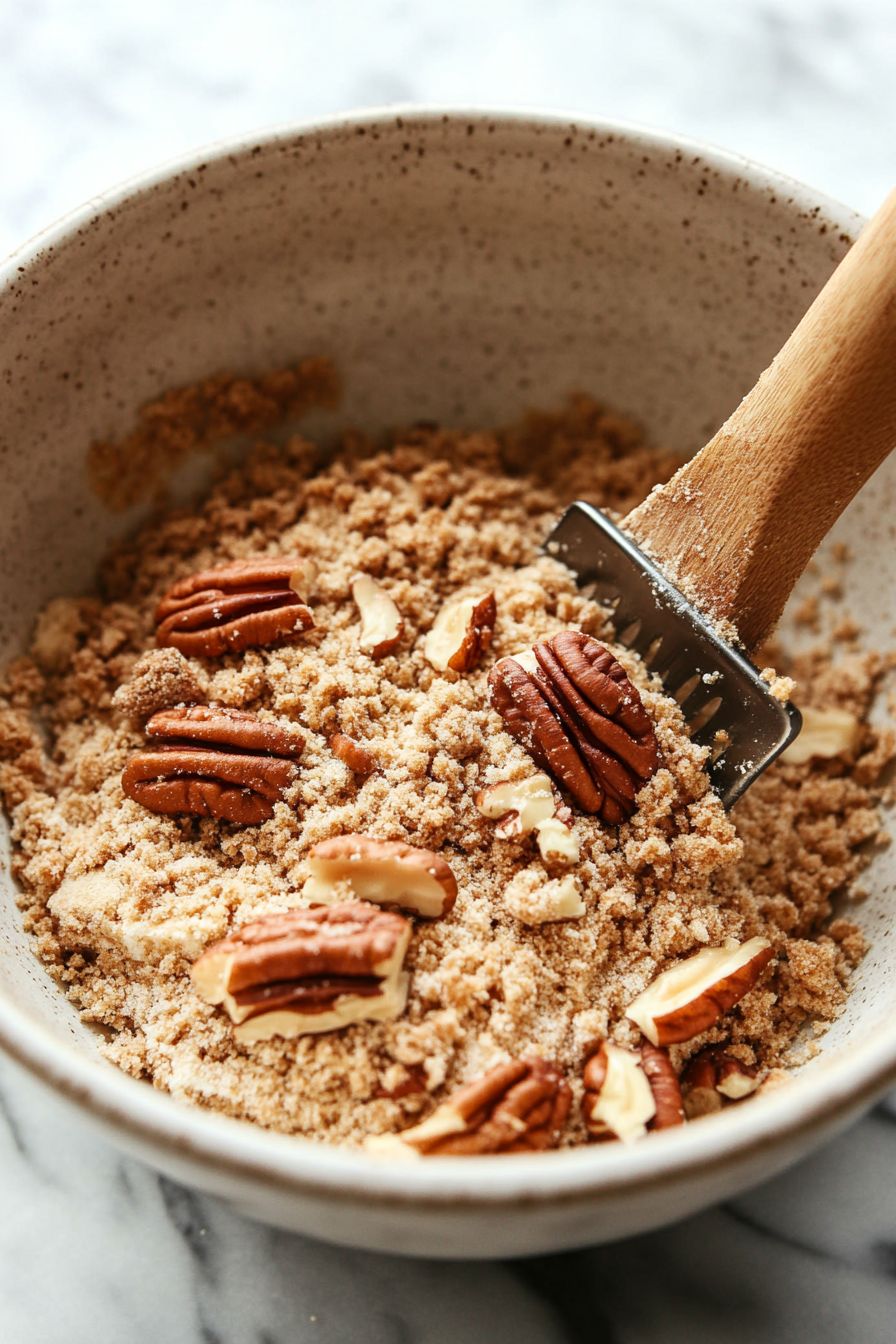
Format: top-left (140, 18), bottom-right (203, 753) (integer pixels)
top-left (366, 1057), bottom-right (572, 1156)
top-left (146, 705), bottom-right (305, 756)
top-left (582, 1040), bottom-right (683, 1143)
top-left (304, 834), bottom-right (457, 918)
top-left (681, 1047), bottom-right (760, 1118)
top-left (488, 632), bottom-right (659, 823)
top-left (155, 558), bottom-right (314, 657)
top-left (191, 901), bottom-right (411, 1043)
top-left (626, 936), bottom-right (774, 1046)
top-left (122, 705), bottom-right (303, 823)
top-left (424, 591), bottom-right (496, 672)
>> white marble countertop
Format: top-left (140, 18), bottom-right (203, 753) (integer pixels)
top-left (3, 2), bottom-right (896, 1339)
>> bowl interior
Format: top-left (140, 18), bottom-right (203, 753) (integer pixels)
top-left (0, 110), bottom-right (891, 1202)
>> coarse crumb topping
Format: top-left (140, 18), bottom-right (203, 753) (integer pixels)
top-left (0, 391), bottom-right (892, 1148)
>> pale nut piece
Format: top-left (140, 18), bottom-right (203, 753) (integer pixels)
top-left (304, 834), bottom-right (457, 918)
top-left (753, 1066), bottom-right (793, 1098)
top-left (781, 706), bottom-right (862, 764)
top-left (682, 1048), bottom-right (760, 1118)
top-left (502, 870), bottom-right (585, 925)
top-left (424, 592), bottom-right (496, 672)
top-left (351, 574), bottom-right (404, 657)
top-left (508, 649), bottom-right (538, 674)
top-left (288, 559), bottom-right (318, 604)
top-left (475, 773), bottom-right (580, 865)
top-left (582, 1040), bottom-right (684, 1143)
top-left (476, 773), bottom-right (556, 837)
top-left (365, 1057), bottom-right (572, 1157)
top-left (190, 902), bottom-right (411, 1042)
top-left (626, 936), bottom-right (774, 1046)
top-left (581, 1042), bottom-right (656, 1144)
top-left (533, 817), bottom-right (580, 866)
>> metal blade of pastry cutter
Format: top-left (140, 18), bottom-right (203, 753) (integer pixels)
top-left (543, 501), bottom-right (802, 809)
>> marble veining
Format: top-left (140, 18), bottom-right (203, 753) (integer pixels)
top-left (3, 1055), bottom-right (896, 1343)
top-left (3, 1), bottom-right (896, 1340)
top-left (3, 0), bottom-right (896, 262)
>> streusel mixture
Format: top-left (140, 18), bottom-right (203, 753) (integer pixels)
top-left (0, 382), bottom-right (890, 1147)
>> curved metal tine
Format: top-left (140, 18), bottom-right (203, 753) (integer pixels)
top-left (657, 650), bottom-right (694, 691)
top-left (673, 673), bottom-right (702, 706)
top-left (617, 617), bottom-right (642, 647)
top-left (653, 649), bottom-right (678, 682)
top-left (643, 635), bottom-right (664, 668)
top-left (688, 695), bottom-right (723, 736)
top-left (609, 600), bottom-right (642, 634)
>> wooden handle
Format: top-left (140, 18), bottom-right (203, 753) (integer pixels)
top-left (626, 186), bottom-right (896, 652)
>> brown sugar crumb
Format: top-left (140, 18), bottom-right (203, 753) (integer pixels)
top-left (497, 393), bottom-right (684, 514)
top-left (87, 356), bottom-right (340, 511)
top-left (111, 647), bottom-right (207, 722)
top-left (759, 667), bottom-right (796, 703)
top-left (793, 595), bottom-right (821, 631)
top-left (832, 617), bottom-right (862, 644)
top-left (1, 392), bottom-right (890, 1150)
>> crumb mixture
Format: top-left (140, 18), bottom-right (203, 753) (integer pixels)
top-left (0, 390), bottom-right (892, 1147)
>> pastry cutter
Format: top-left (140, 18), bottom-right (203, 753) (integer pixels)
top-left (544, 187), bottom-right (896, 807)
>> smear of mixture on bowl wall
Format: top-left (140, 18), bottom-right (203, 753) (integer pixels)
top-left (1, 358), bottom-right (891, 1153)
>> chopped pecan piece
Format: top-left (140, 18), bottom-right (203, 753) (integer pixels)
top-left (475, 772), bottom-right (579, 865)
top-left (626, 937), bottom-right (774, 1046)
top-left (288, 558), bottom-right (318, 604)
top-left (682, 1047), bottom-right (760, 1118)
top-left (424, 591), bottom-right (496, 672)
top-left (639, 1040), bottom-right (686, 1129)
top-left (533, 818), bottom-right (579, 865)
top-left (366, 1057), bottom-right (572, 1156)
top-left (351, 574), bottom-right (404, 657)
top-left (374, 1064), bottom-right (428, 1100)
top-left (329, 732), bottom-right (377, 774)
top-left (582, 1040), bottom-right (684, 1143)
top-left (191, 902), bottom-right (411, 1042)
top-left (488, 632), bottom-right (659, 823)
top-left (781, 706), bottom-right (862, 764)
top-left (304, 834), bottom-right (457, 918)
top-left (121, 705), bottom-right (303, 823)
top-left (155, 557), bottom-right (314, 657)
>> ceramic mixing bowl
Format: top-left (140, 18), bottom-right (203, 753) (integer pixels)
top-left (0, 109), bottom-right (893, 1259)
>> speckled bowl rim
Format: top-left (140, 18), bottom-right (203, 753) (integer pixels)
top-left (0, 106), bottom-right (892, 1212)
